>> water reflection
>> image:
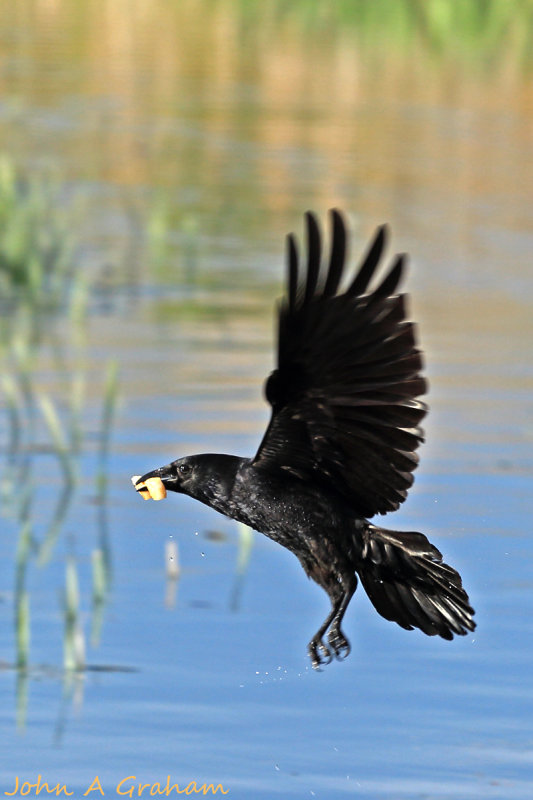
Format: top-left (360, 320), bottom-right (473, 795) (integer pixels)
top-left (0, 160), bottom-right (120, 729)
top-left (1, 0), bottom-right (532, 277)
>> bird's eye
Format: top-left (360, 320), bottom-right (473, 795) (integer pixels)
top-left (178, 463), bottom-right (191, 476)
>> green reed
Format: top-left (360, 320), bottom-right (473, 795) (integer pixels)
top-left (0, 156), bottom-right (119, 681)
top-left (230, 0), bottom-right (533, 71)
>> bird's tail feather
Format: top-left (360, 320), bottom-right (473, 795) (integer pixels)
top-left (357, 524), bottom-right (475, 639)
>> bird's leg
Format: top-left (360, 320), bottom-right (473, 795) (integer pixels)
top-left (307, 593), bottom-right (344, 670)
top-left (327, 576), bottom-right (357, 660)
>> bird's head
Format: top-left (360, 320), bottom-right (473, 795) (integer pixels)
top-left (135, 453), bottom-right (244, 511)
top-left (135, 455), bottom-right (206, 496)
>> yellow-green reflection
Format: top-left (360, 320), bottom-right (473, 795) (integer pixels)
top-left (1, 0), bottom-right (531, 242)
top-left (0, 158), bottom-right (119, 727)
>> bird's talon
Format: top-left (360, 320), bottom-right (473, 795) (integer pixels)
top-left (327, 627), bottom-right (351, 660)
top-left (319, 643), bottom-right (333, 664)
top-left (308, 638), bottom-right (332, 669)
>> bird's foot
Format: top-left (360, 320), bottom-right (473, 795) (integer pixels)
top-left (307, 637), bottom-right (333, 670)
top-left (327, 626), bottom-right (351, 660)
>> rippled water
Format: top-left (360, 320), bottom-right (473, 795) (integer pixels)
top-left (1, 3), bottom-right (532, 798)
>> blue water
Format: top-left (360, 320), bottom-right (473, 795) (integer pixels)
top-left (1, 309), bottom-right (532, 798)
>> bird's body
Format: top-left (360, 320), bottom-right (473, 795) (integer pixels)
top-left (185, 454), bottom-right (361, 562)
top-left (136, 210), bottom-right (476, 667)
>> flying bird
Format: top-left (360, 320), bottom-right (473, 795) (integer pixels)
top-left (135, 210), bottom-right (476, 668)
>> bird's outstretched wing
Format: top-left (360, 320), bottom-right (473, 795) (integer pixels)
top-left (252, 209), bottom-right (428, 518)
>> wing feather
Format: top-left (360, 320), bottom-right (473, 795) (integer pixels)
top-left (254, 210), bottom-right (427, 517)
top-left (287, 234), bottom-right (299, 314)
top-left (323, 209), bottom-right (347, 297)
top-left (304, 212), bottom-right (321, 305)
top-left (347, 224), bottom-right (388, 296)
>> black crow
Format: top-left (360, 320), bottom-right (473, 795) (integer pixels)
top-left (136, 210), bottom-right (475, 668)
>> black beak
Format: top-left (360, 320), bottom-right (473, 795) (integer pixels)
top-left (135, 464), bottom-right (178, 492)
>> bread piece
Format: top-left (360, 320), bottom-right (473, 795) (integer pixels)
top-left (145, 476), bottom-right (167, 501)
top-left (132, 475), bottom-right (151, 500)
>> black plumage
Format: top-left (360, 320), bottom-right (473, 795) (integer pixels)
top-left (136, 210), bottom-right (475, 668)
